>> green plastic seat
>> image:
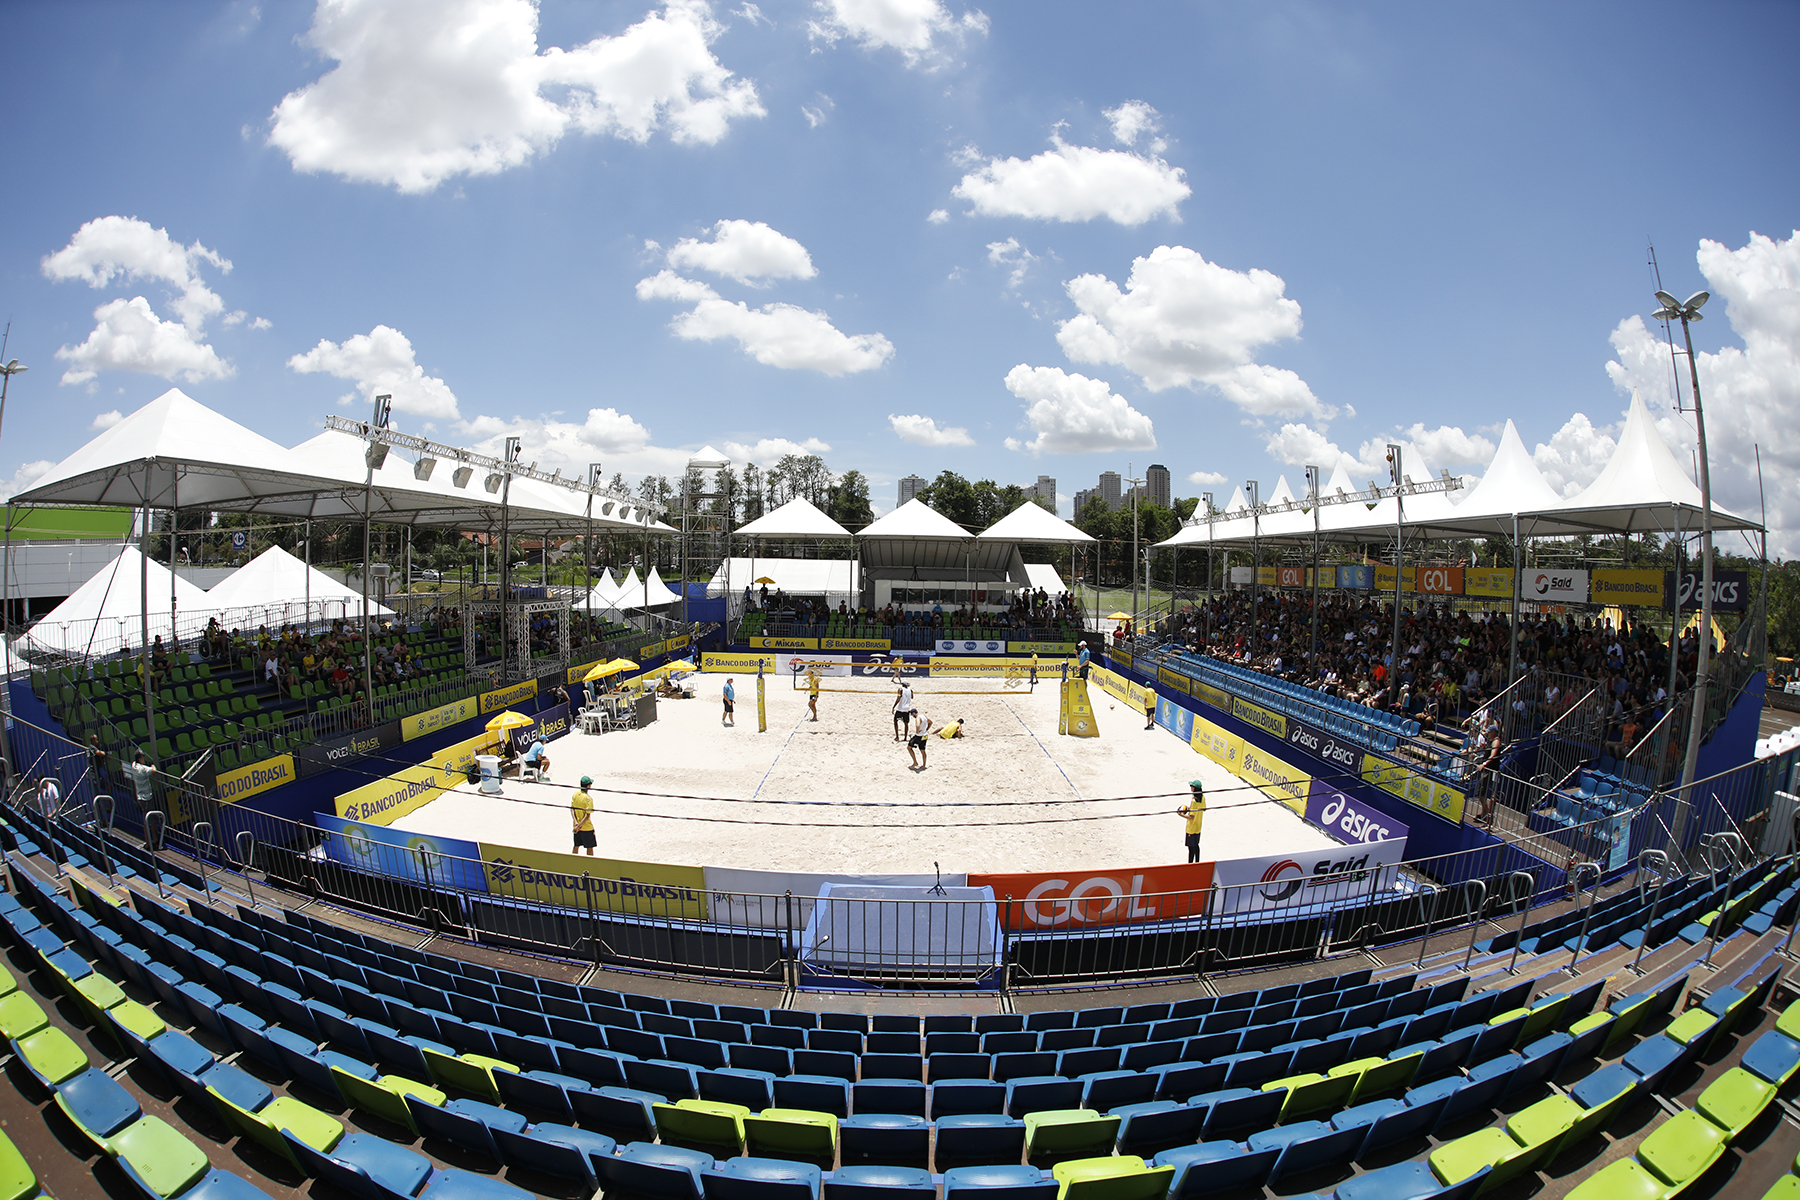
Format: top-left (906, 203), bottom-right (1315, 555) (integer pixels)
top-left (1342, 1053), bottom-right (1422, 1103)
top-left (1519, 993), bottom-right (1571, 1045)
top-left (69, 973), bottom-right (127, 1024)
top-left (17, 1026), bottom-right (91, 1087)
top-left (1052, 1155), bottom-right (1175, 1200)
top-left (1565, 1157), bottom-right (1675, 1200)
top-left (744, 1108), bottom-right (838, 1166)
top-left (0, 1129), bottom-right (39, 1200)
top-left (1637, 1110), bottom-right (1728, 1188)
top-left (1761, 1177), bottom-right (1800, 1200)
top-left (107, 1116), bottom-right (210, 1199)
top-left (1662, 1009), bottom-right (1717, 1047)
top-left (0, 962), bottom-right (16, 996)
top-left (0, 993), bottom-right (49, 1040)
top-left (1430, 1126), bottom-right (1535, 1190)
top-left (1265, 1070), bottom-right (1356, 1120)
top-left (1568, 1011), bottom-right (1612, 1038)
top-left (655, 1099), bottom-right (749, 1155)
top-left (1775, 999), bottom-right (1800, 1043)
top-left (1023, 1109), bottom-right (1122, 1165)
top-left (421, 1047), bottom-right (517, 1100)
top-left (329, 1066), bottom-right (444, 1135)
top-left (1549, 1080), bottom-right (1634, 1162)
top-left (208, 1088), bottom-right (343, 1170)
top-left (1694, 1067), bottom-right (1775, 1142)
top-left (1606, 994), bottom-right (1656, 1053)
top-left (107, 1000), bottom-right (167, 1044)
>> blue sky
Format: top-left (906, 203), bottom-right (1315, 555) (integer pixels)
top-left (3, 0), bottom-right (1797, 542)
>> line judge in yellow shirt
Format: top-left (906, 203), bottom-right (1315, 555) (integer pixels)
top-left (571, 775), bottom-right (596, 856)
top-left (1177, 781), bottom-right (1205, 863)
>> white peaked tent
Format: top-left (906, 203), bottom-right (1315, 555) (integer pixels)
top-left (1562, 392), bottom-right (1758, 533)
top-left (632, 567), bottom-right (683, 609)
top-left (20, 546), bottom-right (209, 658)
top-left (584, 569), bottom-right (623, 611)
top-left (737, 497), bottom-right (853, 539)
top-left (204, 545), bottom-right (394, 622)
top-left (978, 501), bottom-right (1095, 544)
top-left (1415, 420), bottom-right (1594, 538)
top-left (614, 568), bottom-right (644, 609)
top-left (857, 498), bottom-right (974, 540)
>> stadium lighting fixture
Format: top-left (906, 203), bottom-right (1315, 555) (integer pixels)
top-left (414, 455), bottom-right (436, 481)
top-left (483, 472), bottom-right (503, 493)
top-left (363, 395), bottom-right (392, 470)
top-left (452, 462), bottom-right (474, 488)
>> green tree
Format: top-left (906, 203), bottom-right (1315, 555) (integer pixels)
top-left (829, 469), bottom-right (873, 529)
top-left (741, 463), bottom-right (764, 523)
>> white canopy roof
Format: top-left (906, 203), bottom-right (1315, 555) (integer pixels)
top-left (12, 389), bottom-right (334, 511)
top-left (18, 545), bottom-right (209, 658)
top-left (584, 569), bottom-right (622, 611)
top-left (1023, 563), bottom-right (1069, 594)
top-left (1563, 392), bottom-right (1758, 532)
top-left (708, 558), bottom-right (860, 597)
top-left (858, 498), bottom-right (973, 540)
top-left (977, 501), bottom-right (1095, 544)
top-left (1405, 420), bottom-right (1595, 538)
top-left (204, 545), bottom-right (393, 618)
top-left (737, 497), bottom-right (852, 539)
top-left (630, 567), bottom-right (683, 609)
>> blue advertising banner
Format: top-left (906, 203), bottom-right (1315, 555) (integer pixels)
top-left (1304, 782), bottom-right (1410, 848)
top-left (1284, 717), bottom-right (1366, 778)
top-left (313, 813), bottom-right (488, 892)
top-left (1157, 696), bottom-right (1195, 743)
top-left (505, 703), bottom-right (572, 755)
top-left (1337, 565), bottom-right (1373, 590)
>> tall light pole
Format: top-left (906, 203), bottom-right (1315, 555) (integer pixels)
top-left (360, 394), bottom-right (392, 709)
top-left (1386, 444), bottom-right (1404, 701)
top-left (1203, 492), bottom-right (1214, 645)
top-left (0, 359), bottom-right (27, 782)
top-left (1246, 480), bottom-right (1261, 640)
top-left (1124, 465), bottom-right (1145, 626)
top-left (1306, 465), bottom-right (1321, 660)
top-left (1654, 289), bottom-right (1715, 836)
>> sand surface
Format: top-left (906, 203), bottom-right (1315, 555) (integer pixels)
top-left (390, 673), bottom-right (1335, 874)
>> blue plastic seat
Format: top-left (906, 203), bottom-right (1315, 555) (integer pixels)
top-left (855, 1078), bottom-right (928, 1117)
top-left (1201, 1086), bottom-right (1286, 1139)
top-left (1005, 1077), bottom-right (1084, 1118)
top-left (702, 1155), bottom-right (823, 1200)
top-left (934, 1113), bottom-right (1027, 1169)
top-left (1078, 1070), bottom-right (1156, 1112)
top-left (570, 1086), bottom-right (665, 1140)
top-left (598, 1141), bottom-right (715, 1200)
top-left (824, 1165), bottom-right (937, 1200)
top-left (1154, 1140), bottom-right (1279, 1199)
top-left (1247, 1119), bottom-right (1362, 1184)
top-left (838, 1114), bottom-right (929, 1169)
top-left (940, 1164), bottom-right (1056, 1200)
top-left (775, 1075), bottom-right (851, 1117)
top-left (931, 1079), bottom-right (1007, 1118)
top-left (1335, 1160), bottom-right (1490, 1200)
top-left (699, 1068), bottom-right (777, 1110)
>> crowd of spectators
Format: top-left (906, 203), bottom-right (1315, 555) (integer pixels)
top-left (1152, 590), bottom-right (1707, 761)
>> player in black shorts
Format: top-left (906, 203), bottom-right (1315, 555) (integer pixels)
top-left (907, 713), bottom-right (935, 770)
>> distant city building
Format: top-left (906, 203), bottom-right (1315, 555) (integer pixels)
top-left (1146, 464), bottom-right (1170, 509)
top-left (1024, 474), bottom-right (1056, 507)
top-left (1073, 487), bottom-right (1098, 517)
top-left (1098, 471), bottom-right (1122, 511)
top-left (898, 474), bottom-right (926, 506)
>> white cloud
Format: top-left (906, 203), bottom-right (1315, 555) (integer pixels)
top-left (2, 461), bottom-right (55, 501)
top-left (1057, 244), bottom-right (1327, 418)
top-left (41, 216), bottom-right (230, 332)
top-left (1104, 101), bottom-right (1161, 148)
top-left (287, 324), bottom-right (461, 419)
top-left (1382, 423), bottom-right (1495, 473)
top-left (460, 406), bottom-right (653, 459)
top-left (269, 0), bottom-right (764, 194)
top-left (55, 298), bottom-right (233, 386)
top-left (667, 220), bottom-right (816, 285)
top-left (1531, 413), bottom-right (1618, 498)
top-left (952, 133), bottom-right (1188, 226)
top-left (637, 270), bottom-right (894, 375)
top-left (808, 0), bottom-right (988, 68)
top-left (986, 237), bottom-right (1036, 290)
top-left (888, 413), bottom-right (973, 447)
top-left (1002, 364), bottom-right (1155, 455)
top-left (1187, 469), bottom-right (1227, 487)
top-left (1263, 423), bottom-right (1357, 475)
top-left (801, 93), bottom-right (833, 127)
top-left (90, 410), bottom-right (123, 430)
top-left (250, 317), bottom-right (273, 331)
top-left (926, 208), bottom-right (950, 224)
top-left (734, 3), bottom-right (767, 23)
top-left (720, 436), bottom-right (832, 461)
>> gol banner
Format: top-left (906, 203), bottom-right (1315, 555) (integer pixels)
top-left (1059, 679), bottom-right (1099, 737)
top-left (969, 862), bottom-right (1214, 928)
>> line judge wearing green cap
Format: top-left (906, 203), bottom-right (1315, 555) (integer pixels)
top-left (1177, 781), bottom-right (1205, 863)
top-left (572, 776), bottom-right (596, 856)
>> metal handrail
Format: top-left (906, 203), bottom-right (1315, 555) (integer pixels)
top-left (1564, 861), bottom-right (1603, 976)
top-left (1503, 870), bottom-right (1537, 975)
top-left (1462, 878), bottom-right (1490, 970)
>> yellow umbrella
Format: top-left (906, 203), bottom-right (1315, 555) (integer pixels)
top-left (583, 658), bottom-right (638, 682)
top-left (753, 576), bottom-right (777, 584)
top-left (485, 710), bottom-right (533, 732)
top-left (1107, 611), bottom-right (1135, 621)
top-left (645, 659), bottom-right (696, 679)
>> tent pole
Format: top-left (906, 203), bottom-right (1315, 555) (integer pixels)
top-left (1665, 505), bottom-right (1683, 729)
top-left (1507, 514), bottom-right (1521, 686)
top-left (303, 520), bottom-right (311, 632)
top-left (169, 476), bottom-right (178, 654)
top-left (140, 506), bottom-right (158, 770)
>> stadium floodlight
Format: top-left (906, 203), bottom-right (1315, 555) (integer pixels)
top-left (452, 463), bottom-right (473, 488)
top-left (413, 456), bottom-right (436, 481)
top-left (483, 472), bottom-right (503, 493)
top-left (363, 394), bottom-right (392, 470)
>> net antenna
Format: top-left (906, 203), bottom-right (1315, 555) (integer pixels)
top-left (928, 861), bottom-right (948, 897)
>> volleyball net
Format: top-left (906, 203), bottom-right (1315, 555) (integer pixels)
top-left (788, 658), bottom-right (1040, 694)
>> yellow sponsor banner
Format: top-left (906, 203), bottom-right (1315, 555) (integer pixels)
top-left (567, 658), bottom-right (603, 685)
top-left (821, 637), bottom-right (891, 651)
top-left (1305, 568), bottom-right (1337, 590)
top-left (1157, 666), bottom-right (1190, 695)
top-left (216, 754), bottom-right (295, 804)
top-left (1362, 756), bottom-right (1466, 824)
top-left (1229, 694), bottom-right (1287, 739)
top-left (478, 845), bottom-right (708, 918)
top-left (1194, 680), bottom-right (1231, 712)
top-left (402, 695), bottom-right (476, 742)
top-left (1465, 568), bottom-right (1515, 599)
top-left (1059, 679), bottom-right (1099, 737)
top-left (1189, 715), bottom-right (1243, 770)
top-left (1238, 742), bottom-right (1311, 815)
top-left (749, 636), bottom-right (819, 650)
top-left (1257, 565), bottom-right (1278, 586)
top-left (1013, 641), bottom-right (1077, 655)
top-left (1372, 564), bottom-right (1419, 593)
top-left (928, 659), bottom-right (1032, 677)
top-left (479, 678), bottom-right (538, 715)
top-left (1592, 568), bottom-right (1664, 606)
top-left (1091, 666), bottom-right (1154, 711)
top-left (700, 652), bottom-right (779, 673)
top-left (1110, 648), bottom-right (1134, 671)
top-left (437, 730), bottom-right (498, 778)
top-left (335, 761), bottom-right (449, 825)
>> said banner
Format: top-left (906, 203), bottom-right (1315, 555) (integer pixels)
top-left (1059, 678), bottom-right (1099, 737)
top-left (1210, 838), bottom-right (1406, 915)
top-left (477, 845), bottom-right (708, 918)
top-left (968, 862), bottom-right (1214, 928)
top-left (1526, 569), bottom-right (1589, 604)
top-left (401, 695), bottom-right (476, 742)
top-left (215, 753), bottom-right (295, 804)
top-left (479, 678), bottom-right (538, 715)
